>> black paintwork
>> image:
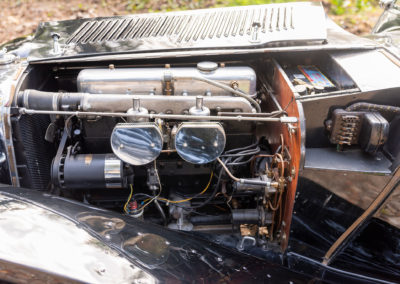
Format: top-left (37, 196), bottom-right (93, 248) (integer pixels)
top-left (289, 177), bottom-right (400, 283)
top-left (0, 186), bottom-right (397, 283)
top-left (0, 186), bottom-right (310, 283)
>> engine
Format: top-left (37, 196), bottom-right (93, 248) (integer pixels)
top-left (11, 60), bottom-right (298, 247)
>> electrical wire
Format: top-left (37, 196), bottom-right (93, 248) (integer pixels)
top-left (220, 143), bottom-right (260, 169)
top-left (222, 142), bottom-right (259, 154)
top-left (184, 176), bottom-right (221, 209)
top-left (131, 171), bottom-right (215, 210)
top-left (220, 148), bottom-right (260, 158)
top-left (132, 193), bottom-right (153, 200)
top-left (137, 161), bottom-right (163, 211)
top-left (123, 184), bottom-right (134, 214)
top-left (225, 155), bottom-right (257, 166)
top-left (129, 143), bottom-right (260, 212)
top-left (158, 171), bottom-right (214, 204)
top-left (128, 161), bottom-right (163, 213)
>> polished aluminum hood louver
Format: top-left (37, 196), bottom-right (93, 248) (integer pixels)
top-left (66, 2), bottom-right (326, 48)
top-left (26, 2), bottom-right (328, 61)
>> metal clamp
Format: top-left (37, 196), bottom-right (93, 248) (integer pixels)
top-left (237, 236), bottom-right (256, 251)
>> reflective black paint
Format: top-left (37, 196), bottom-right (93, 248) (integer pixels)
top-left (0, 186), bottom-right (310, 283)
top-left (289, 177), bottom-right (400, 283)
top-left (0, 185), bottom-right (397, 283)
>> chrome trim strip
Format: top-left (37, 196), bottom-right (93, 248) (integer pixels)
top-left (2, 107), bottom-right (20, 186)
top-left (296, 101), bottom-right (306, 171)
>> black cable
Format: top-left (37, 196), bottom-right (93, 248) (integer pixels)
top-left (221, 148), bottom-right (260, 157)
top-left (167, 167), bottom-right (223, 210)
top-left (227, 149), bottom-right (260, 163)
top-left (226, 155), bottom-right (256, 166)
top-left (345, 102), bottom-right (400, 114)
top-left (220, 144), bottom-right (260, 168)
top-left (185, 171), bottom-right (223, 209)
top-left (133, 169), bottom-right (221, 210)
top-left (223, 142), bottom-right (259, 154)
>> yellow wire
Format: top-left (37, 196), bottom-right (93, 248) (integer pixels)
top-left (129, 163), bottom-right (214, 212)
top-left (138, 195), bottom-right (159, 211)
top-left (124, 184), bottom-right (134, 214)
top-left (158, 171), bottom-right (214, 204)
top-left (134, 160), bottom-right (163, 212)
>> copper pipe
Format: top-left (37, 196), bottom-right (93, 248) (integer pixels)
top-left (216, 157), bottom-right (240, 182)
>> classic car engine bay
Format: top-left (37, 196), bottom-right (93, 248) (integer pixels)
top-left (13, 60), bottom-right (299, 245)
top-left (1, 3), bottom-right (400, 264)
top-left (7, 49), bottom-right (398, 250)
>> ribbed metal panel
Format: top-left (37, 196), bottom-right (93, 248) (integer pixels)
top-left (66, 3), bottom-right (324, 46)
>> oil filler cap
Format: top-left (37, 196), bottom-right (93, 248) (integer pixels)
top-left (197, 61), bottom-right (218, 73)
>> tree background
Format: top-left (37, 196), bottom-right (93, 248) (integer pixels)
top-left (0, 0), bottom-right (382, 44)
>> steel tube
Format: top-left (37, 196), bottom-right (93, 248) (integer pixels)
top-left (174, 75), bottom-right (261, 112)
top-left (18, 90), bottom-right (256, 114)
top-left (18, 108), bottom-right (297, 123)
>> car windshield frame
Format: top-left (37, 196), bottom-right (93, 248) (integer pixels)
top-left (373, 1), bottom-right (400, 34)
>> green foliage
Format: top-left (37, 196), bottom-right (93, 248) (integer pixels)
top-left (218, 0), bottom-right (299, 5)
top-left (126, 0), bottom-right (150, 11)
top-left (127, 0), bottom-right (216, 12)
top-left (329, 0), bottom-right (375, 15)
top-left (330, 0), bottom-right (345, 15)
top-left (126, 0), bottom-right (378, 15)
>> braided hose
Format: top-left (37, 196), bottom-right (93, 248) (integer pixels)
top-left (345, 102), bottom-right (400, 114)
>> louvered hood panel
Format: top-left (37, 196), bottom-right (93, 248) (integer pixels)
top-left (28, 2), bottom-right (327, 61)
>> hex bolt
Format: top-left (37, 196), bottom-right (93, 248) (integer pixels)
top-left (51, 33), bottom-right (61, 55)
top-left (251, 21), bottom-right (261, 42)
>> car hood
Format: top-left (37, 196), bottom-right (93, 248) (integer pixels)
top-left (25, 2), bottom-right (327, 62)
top-left (0, 1), bottom-right (378, 64)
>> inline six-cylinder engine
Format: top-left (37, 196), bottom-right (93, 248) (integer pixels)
top-left (14, 60), bottom-right (294, 243)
